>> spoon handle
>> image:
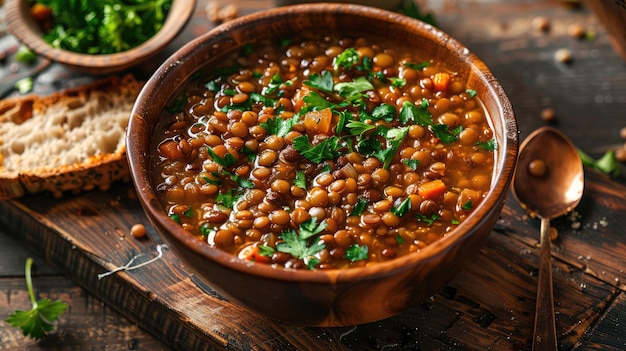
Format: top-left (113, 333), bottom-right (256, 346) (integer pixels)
top-left (533, 217), bottom-right (558, 351)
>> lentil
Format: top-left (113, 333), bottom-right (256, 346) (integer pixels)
top-left (152, 32), bottom-right (496, 270)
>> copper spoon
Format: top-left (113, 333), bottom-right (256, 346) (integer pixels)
top-left (512, 127), bottom-right (584, 351)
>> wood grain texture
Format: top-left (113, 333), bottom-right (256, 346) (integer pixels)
top-left (1, 0), bottom-right (626, 350)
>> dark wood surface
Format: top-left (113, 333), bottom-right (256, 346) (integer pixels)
top-left (1, 0), bottom-right (626, 350)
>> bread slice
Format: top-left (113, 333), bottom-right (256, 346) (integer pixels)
top-left (0, 74), bottom-right (143, 199)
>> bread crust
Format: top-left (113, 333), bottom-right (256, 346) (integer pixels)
top-left (0, 74), bottom-right (143, 199)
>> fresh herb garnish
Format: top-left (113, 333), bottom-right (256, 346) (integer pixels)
top-left (398, 100), bottom-right (432, 126)
top-left (334, 77), bottom-right (374, 97)
top-left (350, 198), bottom-right (368, 216)
top-left (476, 139), bottom-right (497, 151)
top-left (346, 120), bottom-right (377, 138)
top-left (404, 61), bottom-right (430, 70)
top-left (399, 1), bottom-right (438, 27)
top-left (416, 213), bottom-right (442, 226)
top-left (206, 147), bottom-right (238, 168)
top-left (430, 124), bottom-right (462, 144)
top-left (6, 258), bottom-right (68, 340)
top-left (579, 149), bottom-right (621, 177)
top-left (403, 159), bottom-right (420, 170)
top-left (262, 73), bottom-right (285, 96)
top-left (461, 200), bottom-right (473, 211)
top-left (466, 89), bottom-right (477, 98)
top-left (276, 218), bottom-right (327, 267)
top-left (345, 244), bottom-right (369, 262)
top-left (260, 115), bottom-right (300, 137)
top-left (216, 189), bottom-right (242, 209)
top-left (293, 135), bottom-right (343, 163)
top-left (371, 103), bottom-right (396, 122)
top-left (333, 47), bottom-right (360, 70)
top-left (391, 197), bottom-right (412, 217)
top-left (378, 127), bottom-right (410, 169)
top-left (304, 70), bottom-right (334, 93)
top-left (38, 0), bottom-right (172, 54)
top-left (294, 170), bottom-right (307, 190)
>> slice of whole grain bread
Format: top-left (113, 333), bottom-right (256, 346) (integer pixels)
top-left (0, 74), bottom-right (143, 199)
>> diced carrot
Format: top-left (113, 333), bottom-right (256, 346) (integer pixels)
top-left (303, 108), bottom-right (332, 135)
top-left (292, 86), bottom-right (311, 113)
top-left (432, 72), bottom-right (450, 92)
top-left (238, 245), bottom-right (271, 264)
top-left (158, 140), bottom-right (183, 160)
top-left (418, 179), bottom-right (447, 200)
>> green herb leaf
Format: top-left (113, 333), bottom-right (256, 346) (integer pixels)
top-left (400, 1), bottom-right (438, 27)
top-left (370, 103), bottom-right (396, 122)
top-left (390, 77), bottom-right (406, 88)
top-left (15, 46), bottom-right (37, 64)
top-left (579, 149), bottom-right (621, 177)
top-left (257, 245), bottom-right (275, 256)
top-left (476, 139), bottom-right (497, 151)
top-left (415, 213), bottom-right (442, 226)
top-left (346, 120), bottom-right (377, 138)
top-left (461, 200), bottom-right (473, 211)
top-left (350, 198), bottom-right (368, 216)
top-left (334, 77), bottom-right (374, 97)
top-left (293, 135), bottom-right (343, 163)
top-left (391, 197), bottom-right (412, 217)
top-left (206, 147), bottom-right (238, 168)
top-left (404, 62), bottom-right (430, 70)
top-left (403, 159), bottom-right (420, 170)
top-left (398, 101), bottom-right (432, 126)
top-left (466, 89), bottom-right (477, 98)
top-left (216, 189), bottom-right (241, 208)
top-left (5, 258), bottom-right (68, 340)
top-left (276, 218), bottom-right (327, 263)
top-left (430, 124), bottom-right (461, 144)
top-left (304, 70), bottom-right (334, 93)
top-left (345, 244), bottom-right (369, 262)
top-left (15, 77), bottom-right (34, 94)
top-left (294, 170), bottom-right (307, 190)
top-left (260, 115), bottom-right (299, 137)
top-left (262, 73), bottom-right (284, 96)
top-left (377, 127), bottom-right (409, 169)
top-left (333, 47), bottom-right (360, 70)
top-left (301, 91), bottom-right (336, 113)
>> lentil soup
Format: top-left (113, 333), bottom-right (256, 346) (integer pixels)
top-left (152, 32), bottom-right (496, 270)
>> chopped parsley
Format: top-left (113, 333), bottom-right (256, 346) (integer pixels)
top-left (403, 159), bottom-right (420, 170)
top-left (416, 213), bottom-right (441, 226)
top-left (293, 135), bottom-right (343, 163)
top-left (430, 124), bottom-right (462, 144)
top-left (333, 47), bottom-right (360, 70)
top-left (304, 70), bottom-right (334, 93)
top-left (275, 218), bottom-right (328, 268)
top-left (345, 244), bottom-right (369, 262)
top-left (294, 170), bottom-right (307, 189)
top-left (399, 100), bottom-right (432, 126)
top-left (206, 147), bottom-right (238, 168)
top-left (461, 200), bottom-right (473, 211)
top-left (391, 197), bottom-right (412, 217)
top-left (350, 198), bottom-right (368, 216)
top-left (260, 115), bottom-right (300, 137)
top-left (476, 139), bottom-right (497, 151)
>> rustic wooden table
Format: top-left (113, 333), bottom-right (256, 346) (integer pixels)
top-left (1, 0), bottom-right (625, 350)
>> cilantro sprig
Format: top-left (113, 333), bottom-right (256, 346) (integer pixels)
top-left (6, 258), bottom-right (68, 340)
top-left (259, 218), bottom-right (328, 269)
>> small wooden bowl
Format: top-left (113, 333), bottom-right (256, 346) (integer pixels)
top-left (127, 4), bottom-right (519, 326)
top-left (6, 0), bottom-right (195, 74)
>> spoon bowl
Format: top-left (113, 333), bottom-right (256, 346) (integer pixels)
top-left (512, 126), bottom-right (584, 350)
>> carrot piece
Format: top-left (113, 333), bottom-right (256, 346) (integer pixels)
top-left (303, 108), bottom-right (333, 135)
top-left (418, 179), bottom-right (447, 200)
top-left (158, 140), bottom-right (183, 160)
top-left (432, 72), bottom-right (450, 92)
top-left (239, 245), bottom-right (271, 264)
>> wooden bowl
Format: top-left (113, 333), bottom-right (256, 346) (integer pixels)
top-left (127, 4), bottom-right (519, 326)
top-left (5, 0), bottom-right (196, 74)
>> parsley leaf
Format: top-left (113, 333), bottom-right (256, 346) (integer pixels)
top-left (476, 139), bottom-right (497, 151)
top-left (462, 200), bottom-right (473, 211)
top-left (6, 258), bottom-right (68, 340)
top-left (346, 120), bottom-right (377, 138)
top-left (378, 127), bottom-right (409, 169)
top-left (276, 218), bottom-right (327, 265)
top-left (301, 91), bottom-right (336, 113)
top-left (293, 135), bottom-right (343, 163)
top-left (350, 198), bottom-right (368, 216)
top-left (294, 170), bottom-right (307, 190)
top-left (345, 244), bottom-right (369, 262)
top-left (403, 159), bottom-right (420, 170)
top-left (579, 149), bottom-right (621, 177)
top-left (398, 101), bottom-right (432, 126)
top-left (390, 77), bottom-right (406, 88)
top-left (371, 103), bottom-right (396, 122)
top-left (404, 61), bottom-right (430, 70)
top-left (304, 70), bottom-right (334, 93)
top-left (391, 197), bottom-right (412, 217)
top-left (216, 189), bottom-right (242, 208)
top-left (416, 213), bottom-right (442, 226)
top-left (260, 115), bottom-right (300, 137)
top-left (262, 73), bottom-right (285, 96)
top-left (333, 47), bottom-right (360, 70)
top-left (430, 124), bottom-right (461, 144)
top-left (334, 77), bottom-right (374, 97)
top-left (206, 147), bottom-right (238, 168)
top-left (466, 89), bottom-right (477, 98)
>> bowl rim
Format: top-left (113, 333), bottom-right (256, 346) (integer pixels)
top-left (6, 0), bottom-right (196, 71)
top-left (128, 3), bottom-right (518, 284)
